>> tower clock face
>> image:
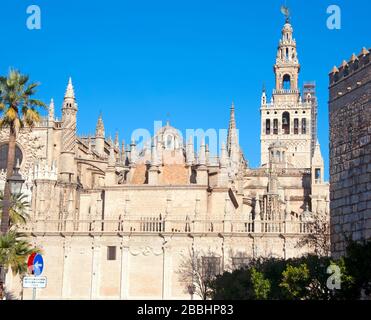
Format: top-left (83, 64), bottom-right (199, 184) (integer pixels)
top-left (0, 143), bottom-right (23, 170)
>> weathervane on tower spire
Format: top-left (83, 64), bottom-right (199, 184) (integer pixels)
top-left (280, 3), bottom-right (290, 23)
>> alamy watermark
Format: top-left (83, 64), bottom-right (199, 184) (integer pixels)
top-left (327, 5), bottom-right (341, 30)
top-left (327, 264), bottom-right (342, 290)
top-left (130, 121), bottom-right (232, 156)
top-left (26, 5), bottom-right (41, 30)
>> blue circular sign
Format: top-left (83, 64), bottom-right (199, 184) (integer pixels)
top-left (33, 254), bottom-right (44, 276)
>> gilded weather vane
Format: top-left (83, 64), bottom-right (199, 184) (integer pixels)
top-left (280, 4), bottom-right (290, 22)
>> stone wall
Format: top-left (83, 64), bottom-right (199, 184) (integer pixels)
top-left (329, 48), bottom-right (371, 258)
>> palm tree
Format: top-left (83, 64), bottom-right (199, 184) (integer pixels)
top-left (0, 69), bottom-right (46, 234)
top-left (0, 191), bottom-right (30, 227)
top-left (0, 231), bottom-right (40, 299)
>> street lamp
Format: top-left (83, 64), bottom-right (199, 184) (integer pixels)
top-left (7, 159), bottom-right (25, 196)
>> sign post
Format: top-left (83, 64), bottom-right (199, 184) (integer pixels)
top-left (25, 253), bottom-right (45, 300)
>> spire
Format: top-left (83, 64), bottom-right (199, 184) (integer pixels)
top-left (312, 140), bottom-right (324, 164)
top-left (64, 77), bottom-right (75, 100)
top-left (108, 143), bottom-right (115, 167)
top-left (48, 98), bottom-right (54, 121)
top-left (96, 114), bottom-right (105, 138)
top-left (130, 139), bottom-right (137, 164)
top-left (227, 102), bottom-right (238, 154)
top-left (229, 101), bottom-right (236, 130)
top-left (220, 142), bottom-right (228, 168)
top-left (261, 85), bottom-right (267, 105)
top-left (114, 131), bottom-right (119, 149)
top-left (186, 136), bottom-right (195, 165)
top-left (198, 138), bottom-right (206, 166)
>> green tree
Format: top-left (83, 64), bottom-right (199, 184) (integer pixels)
top-left (211, 268), bottom-right (254, 300)
top-left (250, 267), bottom-right (270, 299)
top-left (342, 240), bottom-right (371, 299)
top-left (0, 191), bottom-right (30, 227)
top-left (0, 231), bottom-right (37, 275)
top-left (0, 231), bottom-right (40, 299)
top-left (0, 69), bottom-right (46, 234)
top-left (280, 263), bottom-right (310, 299)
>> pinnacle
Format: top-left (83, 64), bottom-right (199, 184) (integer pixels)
top-left (64, 77), bottom-right (75, 99)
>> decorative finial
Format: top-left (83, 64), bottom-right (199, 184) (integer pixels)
top-left (49, 98), bottom-right (55, 120)
top-left (64, 77), bottom-right (75, 99)
top-left (96, 113), bottom-right (105, 138)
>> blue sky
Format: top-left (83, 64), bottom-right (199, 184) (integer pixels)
top-left (0, 0), bottom-right (370, 179)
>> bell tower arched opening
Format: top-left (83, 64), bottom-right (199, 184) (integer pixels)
top-left (282, 112), bottom-right (290, 134)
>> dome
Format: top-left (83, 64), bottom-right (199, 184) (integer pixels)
top-left (155, 122), bottom-right (184, 150)
top-left (282, 23), bottom-right (293, 32)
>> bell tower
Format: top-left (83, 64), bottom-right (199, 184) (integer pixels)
top-left (60, 77), bottom-right (78, 182)
top-left (260, 14), bottom-right (314, 169)
top-left (273, 20), bottom-right (300, 99)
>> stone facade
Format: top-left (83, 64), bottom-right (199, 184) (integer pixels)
top-left (3, 19), bottom-right (329, 299)
top-left (329, 48), bottom-right (371, 258)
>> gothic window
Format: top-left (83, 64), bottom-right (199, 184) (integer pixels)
top-left (301, 118), bottom-right (307, 134)
top-left (266, 119), bottom-right (271, 135)
top-left (107, 246), bottom-right (117, 261)
top-left (273, 119), bottom-right (278, 135)
top-left (294, 118), bottom-right (299, 134)
top-left (285, 48), bottom-right (289, 60)
top-left (283, 74), bottom-right (291, 90)
top-left (202, 257), bottom-right (221, 277)
top-left (0, 144), bottom-right (23, 170)
top-left (282, 112), bottom-right (290, 134)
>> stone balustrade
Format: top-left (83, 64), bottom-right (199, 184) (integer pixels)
top-left (21, 217), bottom-right (311, 235)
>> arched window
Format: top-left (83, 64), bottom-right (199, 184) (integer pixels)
top-left (166, 135), bottom-right (173, 150)
top-left (266, 119), bottom-right (271, 135)
top-left (283, 74), bottom-right (291, 90)
top-left (0, 144), bottom-right (23, 170)
top-left (294, 118), bottom-right (299, 134)
top-left (273, 119), bottom-right (278, 135)
top-left (282, 112), bottom-right (290, 134)
top-left (285, 48), bottom-right (289, 60)
top-left (301, 119), bottom-right (307, 134)
top-left (276, 151), bottom-right (280, 161)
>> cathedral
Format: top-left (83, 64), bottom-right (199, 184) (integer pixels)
top-left (4, 18), bottom-right (329, 299)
